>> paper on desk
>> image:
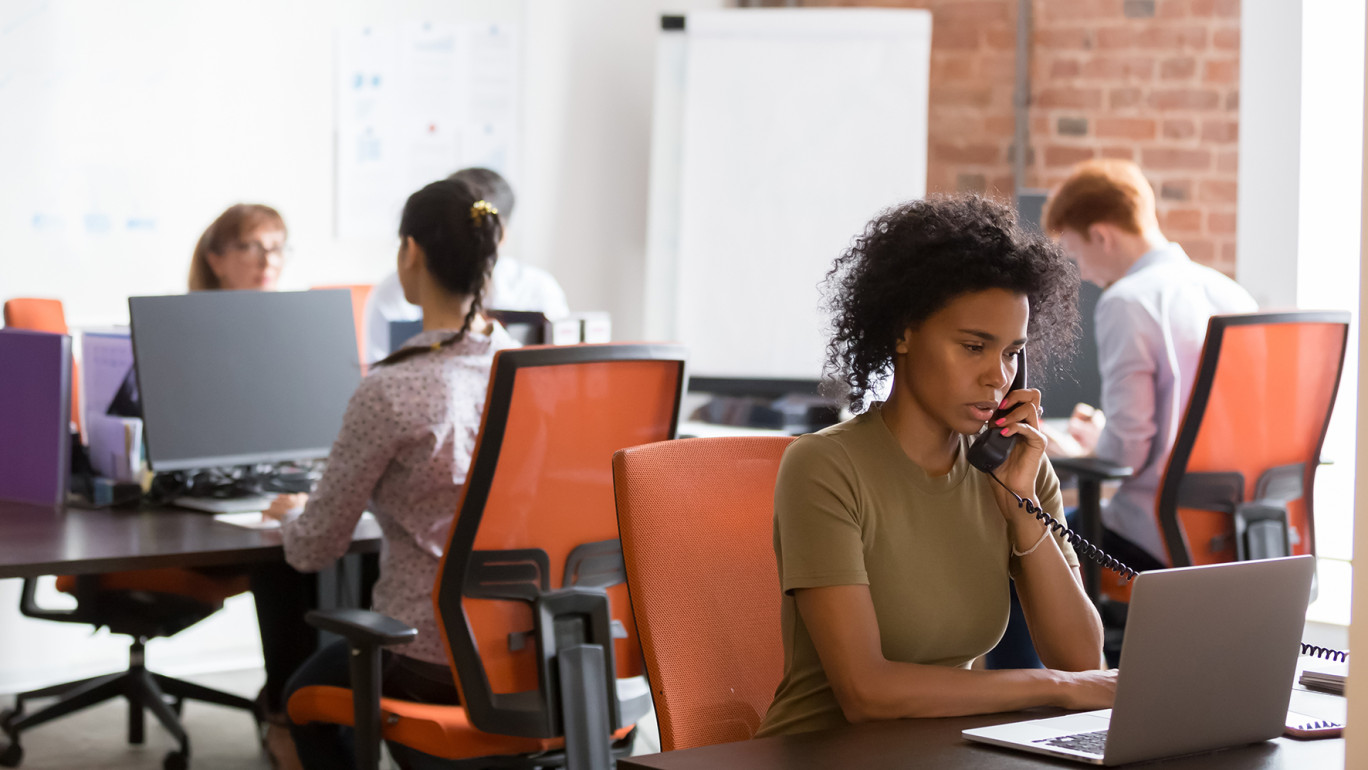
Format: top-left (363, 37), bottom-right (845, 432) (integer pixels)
top-left (213, 512), bottom-right (281, 530)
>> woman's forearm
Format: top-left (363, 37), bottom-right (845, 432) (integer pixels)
top-left (1011, 529), bottom-right (1106, 670)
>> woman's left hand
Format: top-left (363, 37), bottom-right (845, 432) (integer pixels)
top-left (989, 387), bottom-right (1047, 515)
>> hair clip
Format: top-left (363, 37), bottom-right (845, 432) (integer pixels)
top-left (470, 200), bottom-right (499, 227)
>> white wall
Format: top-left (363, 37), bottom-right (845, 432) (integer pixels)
top-left (0, 0), bottom-right (722, 694)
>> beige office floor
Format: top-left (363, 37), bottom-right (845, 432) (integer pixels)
top-left (5, 668), bottom-right (662, 769)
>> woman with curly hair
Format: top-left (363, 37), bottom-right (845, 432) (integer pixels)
top-left (756, 195), bottom-right (1115, 737)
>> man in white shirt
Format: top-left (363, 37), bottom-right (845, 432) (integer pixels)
top-left (1044, 159), bottom-right (1257, 569)
top-left (363, 168), bottom-right (570, 364)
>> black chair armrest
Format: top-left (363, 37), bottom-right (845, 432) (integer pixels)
top-left (1053, 457), bottom-right (1134, 482)
top-left (301, 609), bottom-right (417, 770)
top-left (304, 608), bottom-right (417, 649)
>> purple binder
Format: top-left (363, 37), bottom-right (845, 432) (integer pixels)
top-left (0, 329), bottom-right (72, 505)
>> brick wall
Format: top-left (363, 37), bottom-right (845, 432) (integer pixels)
top-left (769, 0), bottom-right (1241, 274)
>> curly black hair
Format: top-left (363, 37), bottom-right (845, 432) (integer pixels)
top-left (823, 194), bottom-right (1080, 411)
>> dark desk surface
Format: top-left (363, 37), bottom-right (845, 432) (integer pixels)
top-left (621, 694), bottom-right (1345, 769)
top-left (0, 499), bottom-right (382, 579)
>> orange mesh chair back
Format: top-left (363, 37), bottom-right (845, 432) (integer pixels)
top-left (1156, 311), bottom-right (1349, 570)
top-left (4, 298), bottom-right (80, 434)
top-left (311, 284), bottom-right (373, 369)
top-left (613, 436), bottom-right (793, 751)
top-left (289, 343), bottom-right (686, 768)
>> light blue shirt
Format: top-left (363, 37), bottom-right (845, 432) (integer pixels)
top-left (1094, 242), bottom-right (1258, 563)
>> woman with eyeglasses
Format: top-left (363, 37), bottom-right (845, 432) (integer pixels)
top-left (188, 204), bottom-right (290, 291)
top-left (185, 202), bottom-right (314, 768)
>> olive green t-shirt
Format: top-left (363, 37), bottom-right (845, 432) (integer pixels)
top-left (754, 408), bottom-right (1077, 738)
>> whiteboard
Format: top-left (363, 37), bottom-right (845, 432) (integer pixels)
top-left (644, 9), bottom-right (931, 381)
top-left (0, 0), bottom-right (522, 327)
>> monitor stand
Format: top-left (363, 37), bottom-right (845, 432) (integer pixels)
top-left (172, 494), bottom-right (277, 514)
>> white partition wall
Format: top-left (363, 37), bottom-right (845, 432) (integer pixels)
top-left (646, 9), bottom-right (932, 381)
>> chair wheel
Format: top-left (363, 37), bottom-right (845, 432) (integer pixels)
top-left (162, 750), bottom-right (186, 770)
top-left (0, 741), bottom-right (22, 768)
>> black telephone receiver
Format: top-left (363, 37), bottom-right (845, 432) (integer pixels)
top-left (967, 350), bottom-right (1139, 582)
top-left (967, 352), bottom-right (1027, 473)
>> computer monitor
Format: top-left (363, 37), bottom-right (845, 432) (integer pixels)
top-left (387, 309), bottom-right (550, 355)
top-left (129, 290), bottom-right (361, 472)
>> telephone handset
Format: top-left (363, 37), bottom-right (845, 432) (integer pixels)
top-left (968, 351), bottom-right (1138, 582)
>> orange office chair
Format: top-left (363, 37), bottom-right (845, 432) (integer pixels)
top-left (1, 300), bottom-right (254, 770)
top-left (287, 343), bottom-right (687, 770)
top-left (3, 299), bottom-right (81, 436)
top-left (1057, 311), bottom-right (1350, 606)
top-left (612, 436), bottom-right (792, 751)
top-left (311, 284), bottom-right (374, 370)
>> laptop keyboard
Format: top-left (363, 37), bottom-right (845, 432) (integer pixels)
top-left (1034, 729), bottom-right (1108, 756)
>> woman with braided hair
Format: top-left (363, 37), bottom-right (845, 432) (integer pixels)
top-left (266, 177), bottom-right (518, 769)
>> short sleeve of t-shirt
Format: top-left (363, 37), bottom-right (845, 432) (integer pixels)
top-left (773, 433), bottom-right (871, 593)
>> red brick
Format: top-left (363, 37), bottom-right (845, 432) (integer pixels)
top-left (1142, 147), bottom-right (1212, 170)
top-left (1051, 59), bottom-right (1081, 78)
top-left (932, 55), bottom-right (975, 81)
top-left (1101, 146), bottom-right (1136, 160)
top-left (1216, 151), bottom-right (1239, 173)
top-left (1080, 56), bottom-right (1156, 80)
top-left (1109, 87), bottom-right (1144, 109)
top-left (1204, 59), bottom-right (1239, 85)
top-left (934, 143), bottom-right (1002, 164)
top-left (1191, 0), bottom-right (1239, 17)
top-left (1097, 117), bottom-right (1157, 140)
top-left (1036, 87), bottom-right (1104, 109)
top-left (1160, 56), bottom-right (1197, 79)
top-left (985, 115), bottom-right (1019, 135)
top-left (934, 22), bottom-right (980, 50)
top-left (1159, 180), bottom-right (1193, 200)
top-left (937, 87), bottom-right (994, 108)
top-left (1184, 239), bottom-right (1215, 264)
top-left (1138, 26), bottom-right (1208, 50)
top-left (1044, 145), bottom-right (1097, 167)
top-left (936, 1), bottom-right (1012, 22)
top-left (1039, 0), bottom-right (1117, 20)
top-left (1149, 88), bottom-right (1221, 110)
top-left (1208, 211), bottom-right (1237, 234)
top-left (1198, 179), bottom-right (1238, 203)
top-left (1213, 28), bottom-right (1240, 50)
top-left (989, 175), bottom-right (1017, 194)
top-left (985, 27), bottom-right (1017, 49)
top-left (1163, 119), bottom-right (1196, 139)
top-left (1225, 91), bottom-right (1240, 110)
top-left (1202, 119), bottom-right (1238, 143)
top-left (981, 54), bottom-right (1017, 80)
top-left (1035, 27), bottom-right (1093, 50)
top-left (930, 113), bottom-right (982, 136)
top-left (1164, 208), bottom-right (1203, 233)
top-left (1096, 27), bottom-right (1138, 49)
top-left (1155, 0), bottom-right (1187, 18)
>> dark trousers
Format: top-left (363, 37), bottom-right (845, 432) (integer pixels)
top-left (249, 561), bottom-right (321, 714)
top-left (984, 513), bottom-right (1165, 670)
top-left (285, 640), bottom-right (461, 770)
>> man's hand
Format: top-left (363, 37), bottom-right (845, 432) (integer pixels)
top-left (1067, 403), bottom-right (1105, 454)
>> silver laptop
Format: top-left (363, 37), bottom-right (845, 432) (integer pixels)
top-left (963, 555), bottom-right (1315, 766)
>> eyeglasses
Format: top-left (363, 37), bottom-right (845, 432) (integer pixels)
top-left (230, 240), bottom-right (291, 264)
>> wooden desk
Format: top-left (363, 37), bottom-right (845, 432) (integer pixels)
top-left (0, 499), bottom-right (382, 579)
top-left (621, 691), bottom-right (1346, 769)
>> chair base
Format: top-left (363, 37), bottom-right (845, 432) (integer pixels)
top-left (0, 638), bottom-right (254, 769)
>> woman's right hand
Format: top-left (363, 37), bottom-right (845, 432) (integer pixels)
top-left (1053, 669), bottom-right (1118, 711)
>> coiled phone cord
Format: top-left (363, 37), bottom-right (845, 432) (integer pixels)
top-left (987, 470), bottom-right (1138, 582)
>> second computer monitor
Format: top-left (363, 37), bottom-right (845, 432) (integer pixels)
top-left (129, 290), bottom-right (361, 471)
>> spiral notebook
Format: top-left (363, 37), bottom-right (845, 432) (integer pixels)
top-left (964, 556), bottom-right (1315, 766)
